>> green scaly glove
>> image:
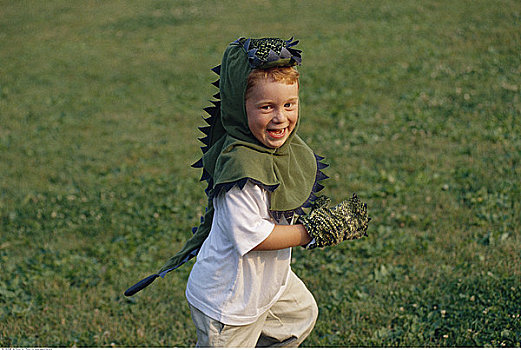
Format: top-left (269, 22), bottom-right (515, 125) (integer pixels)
top-left (298, 194), bottom-right (370, 249)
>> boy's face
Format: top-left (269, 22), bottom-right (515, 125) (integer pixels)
top-left (245, 78), bottom-right (299, 149)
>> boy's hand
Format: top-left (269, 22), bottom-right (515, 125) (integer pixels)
top-left (299, 194), bottom-right (370, 249)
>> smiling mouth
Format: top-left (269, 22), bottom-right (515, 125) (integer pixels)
top-left (267, 128), bottom-right (287, 138)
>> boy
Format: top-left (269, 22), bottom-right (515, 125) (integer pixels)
top-left (184, 37), bottom-right (369, 347)
top-left (187, 65), bottom-right (316, 347)
top-left (124, 37), bottom-right (369, 347)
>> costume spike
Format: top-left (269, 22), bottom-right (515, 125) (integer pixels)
top-left (211, 79), bottom-right (220, 88)
top-left (211, 65), bottom-right (221, 75)
top-left (286, 38), bottom-right (299, 47)
top-left (192, 227), bottom-right (197, 234)
top-left (251, 56), bottom-right (263, 68)
top-left (237, 178), bottom-right (248, 190)
top-left (213, 92), bottom-right (221, 99)
top-left (203, 114), bottom-right (215, 123)
top-left (266, 49), bottom-right (280, 62)
top-left (232, 37), bottom-right (245, 45)
top-left (291, 53), bottom-right (302, 65)
top-left (198, 125), bottom-right (211, 135)
top-left (198, 135), bottom-right (210, 145)
top-left (316, 171), bottom-right (329, 182)
top-left (243, 38), bottom-right (251, 51)
top-left (201, 145), bottom-right (209, 153)
top-left (317, 161), bottom-right (329, 170)
top-left (200, 169), bottom-right (211, 182)
top-left (314, 183), bottom-right (325, 192)
top-left (204, 106), bottom-right (218, 116)
top-left (247, 48), bottom-right (258, 61)
top-left (191, 158), bottom-right (203, 168)
top-left (280, 47), bottom-right (292, 59)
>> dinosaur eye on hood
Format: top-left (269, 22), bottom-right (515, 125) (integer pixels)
top-left (234, 37), bottom-right (302, 69)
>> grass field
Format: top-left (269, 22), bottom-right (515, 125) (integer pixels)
top-left (1, 0), bottom-right (520, 347)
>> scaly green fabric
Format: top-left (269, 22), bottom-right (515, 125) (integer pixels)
top-left (158, 37), bottom-right (318, 276)
top-left (298, 194), bottom-right (370, 249)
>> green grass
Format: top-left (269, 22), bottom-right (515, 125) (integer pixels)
top-left (1, 0), bottom-right (520, 347)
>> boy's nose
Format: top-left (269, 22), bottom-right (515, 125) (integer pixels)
top-left (272, 108), bottom-right (288, 123)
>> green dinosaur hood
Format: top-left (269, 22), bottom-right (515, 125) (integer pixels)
top-left (202, 39), bottom-right (317, 211)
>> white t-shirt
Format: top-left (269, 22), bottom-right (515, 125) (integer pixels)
top-left (185, 180), bottom-right (292, 326)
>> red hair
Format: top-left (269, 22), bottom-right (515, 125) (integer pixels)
top-left (245, 66), bottom-right (299, 99)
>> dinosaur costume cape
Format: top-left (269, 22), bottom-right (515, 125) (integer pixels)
top-left (124, 37), bottom-right (329, 296)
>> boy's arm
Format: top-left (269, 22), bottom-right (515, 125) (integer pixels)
top-left (252, 224), bottom-right (311, 251)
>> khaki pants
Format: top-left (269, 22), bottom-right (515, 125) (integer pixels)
top-left (189, 270), bottom-right (318, 347)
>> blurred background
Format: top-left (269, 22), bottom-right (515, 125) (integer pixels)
top-left (1, 0), bottom-right (520, 346)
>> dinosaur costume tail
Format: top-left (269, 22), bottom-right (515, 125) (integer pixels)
top-left (124, 201), bottom-right (214, 296)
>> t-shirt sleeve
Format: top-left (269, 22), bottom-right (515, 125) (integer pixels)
top-left (213, 181), bottom-right (275, 256)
